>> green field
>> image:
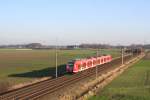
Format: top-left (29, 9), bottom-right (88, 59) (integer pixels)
top-left (0, 49), bottom-right (120, 85)
top-left (89, 54), bottom-right (150, 100)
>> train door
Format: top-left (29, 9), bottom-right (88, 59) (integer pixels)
top-left (81, 61), bottom-right (87, 71)
top-left (101, 57), bottom-right (104, 64)
top-left (87, 60), bottom-right (92, 68)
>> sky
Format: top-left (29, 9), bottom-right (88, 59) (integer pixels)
top-left (0, 0), bottom-right (150, 45)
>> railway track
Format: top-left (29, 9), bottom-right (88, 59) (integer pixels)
top-left (0, 54), bottom-right (134, 100)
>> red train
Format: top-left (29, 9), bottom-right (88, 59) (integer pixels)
top-left (66, 55), bottom-right (112, 73)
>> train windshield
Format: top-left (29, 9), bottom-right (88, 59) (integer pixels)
top-left (68, 61), bottom-right (75, 68)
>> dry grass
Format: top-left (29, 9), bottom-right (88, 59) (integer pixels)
top-left (0, 81), bottom-right (11, 93)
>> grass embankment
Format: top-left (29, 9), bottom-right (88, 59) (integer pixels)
top-left (89, 55), bottom-right (150, 100)
top-left (0, 49), bottom-right (120, 85)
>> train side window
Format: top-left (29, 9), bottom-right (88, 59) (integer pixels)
top-left (83, 63), bottom-right (86, 68)
top-left (96, 59), bottom-right (99, 64)
top-left (88, 61), bottom-right (91, 67)
top-left (88, 61), bottom-right (92, 67)
top-left (107, 57), bottom-right (109, 60)
top-left (98, 59), bottom-right (101, 64)
top-left (68, 61), bottom-right (74, 68)
top-left (101, 59), bottom-right (103, 63)
top-left (93, 60), bottom-right (96, 65)
top-left (104, 58), bottom-right (106, 62)
top-left (90, 62), bottom-right (92, 66)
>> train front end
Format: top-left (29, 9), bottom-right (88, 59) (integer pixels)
top-left (66, 60), bottom-right (79, 73)
top-left (66, 60), bottom-right (75, 73)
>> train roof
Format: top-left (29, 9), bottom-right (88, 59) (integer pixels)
top-left (68, 55), bottom-right (111, 63)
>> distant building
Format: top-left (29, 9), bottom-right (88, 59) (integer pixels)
top-left (25, 43), bottom-right (43, 49)
top-left (67, 45), bottom-right (79, 49)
